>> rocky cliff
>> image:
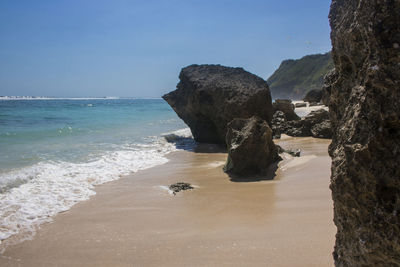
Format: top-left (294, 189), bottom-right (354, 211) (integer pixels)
top-left (267, 52), bottom-right (334, 99)
top-left (328, 0), bottom-right (400, 265)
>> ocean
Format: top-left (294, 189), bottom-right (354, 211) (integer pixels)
top-left (0, 98), bottom-right (192, 243)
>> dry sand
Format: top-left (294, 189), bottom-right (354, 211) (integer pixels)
top-left (0, 136), bottom-right (335, 267)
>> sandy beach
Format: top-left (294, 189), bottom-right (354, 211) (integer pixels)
top-left (0, 135), bottom-right (335, 267)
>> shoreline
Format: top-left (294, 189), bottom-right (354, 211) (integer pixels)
top-left (0, 135), bottom-right (335, 266)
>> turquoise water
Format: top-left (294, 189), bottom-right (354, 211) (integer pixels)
top-left (0, 98), bottom-right (185, 171)
top-left (0, 98), bottom-right (190, 243)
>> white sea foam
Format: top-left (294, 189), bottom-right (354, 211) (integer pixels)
top-left (0, 128), bottom-right (193, 246)
top-left (158, 185), bottom-right (175, 195)
top-left (162, 128), bottom-right (192, 138)
top-left (161, 128), bottom-right (195, 151)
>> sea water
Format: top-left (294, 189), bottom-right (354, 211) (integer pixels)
top-left (0, 98), bottom-right (193, 243)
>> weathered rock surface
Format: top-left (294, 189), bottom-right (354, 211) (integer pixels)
top-left (272, 99), bottom-right (300, 121)
top-left (283, 109), bottom-right (332, 138)
top-left (271, 111), bottom-right (286, 139)
top-left (303, 89), bottom-right (323, 103)
top-left (283, 119), bottom-right (308, 137)
top-left (321, 68), bottom-right (336, 106)
top-left (328, 0), bottom-right (400, 265)
top-left (271, 108), bottom-right (332, 139)
top-left (162, 64), bottom-right (273, 144)
top-left (311, 120), bottom-right (332, 139)
top-left (224, 116), bottom-right (280, 176)
top-left (304, 109), bottom-right (330, 124)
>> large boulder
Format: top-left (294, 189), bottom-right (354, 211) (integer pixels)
top-left (303, 89), bottom-right (323, 103)
top-left (328, 0), bottom-right (400, 265)
top-left (162, 65), bottom-right (273, 144)
top-left (223, 116), bottom-right (280, 176)
top-left (272, 99), bottom-right (300, 121)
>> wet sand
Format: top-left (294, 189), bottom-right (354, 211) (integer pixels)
top-left (0, 136), bottom-right (335, 266)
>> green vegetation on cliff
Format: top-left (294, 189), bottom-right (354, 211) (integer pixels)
top-left (267, 52), bottom-right (333, 100)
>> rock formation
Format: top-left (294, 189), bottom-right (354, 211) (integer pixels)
top-left (163, 64), bottom-right (273, 144)
top-left (224, 116), bottom-right (280, 176)
top-left (321, 68), bottom-right (336, 106)
top-left (273, 109), bottom-right (332, 139)
top-left (311, 120), bottom-right (332, 139)
top-left (272, 99), bottom-right (300, 121)
top-left (271, 111), bottom-right (286, 139)
top-left (303, 89), bottom-right (323, 103)
top-left (328, 0), bottom-right (400, 265)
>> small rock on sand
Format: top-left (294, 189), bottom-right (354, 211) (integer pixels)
top-left (169, 182), bottom-right (194, 195)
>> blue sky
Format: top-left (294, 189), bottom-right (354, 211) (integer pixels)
top-left (0, 0), bottom-right (332, 97)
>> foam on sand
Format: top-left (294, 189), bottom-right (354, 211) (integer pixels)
top-left (0, 135), bottom-right (335, 266)
top-left (0, 128), bottom-right (193, 246)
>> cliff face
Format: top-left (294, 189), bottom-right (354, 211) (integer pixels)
top-left (267, 52), bottom-right (334, 99)
top-left (328, 0), bottom-right (400, 265)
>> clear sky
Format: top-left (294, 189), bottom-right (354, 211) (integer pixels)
top-left (0, 0), bottom-right (332, 98)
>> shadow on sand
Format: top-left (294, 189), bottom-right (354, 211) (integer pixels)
top-left (164, 132), bottom-right (279, 182)
top-left (227, 161), bottom-right (279, 183)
